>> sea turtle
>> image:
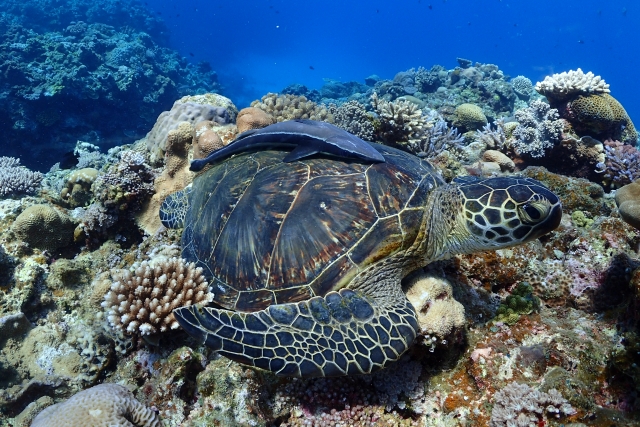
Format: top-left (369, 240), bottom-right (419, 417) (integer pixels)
top-left (190, 119), bottom-right (385, 172)
top-left (163, 143), bottom-right (562, 377)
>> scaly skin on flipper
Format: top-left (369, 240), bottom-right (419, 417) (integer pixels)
top-left (167, 144), bottom-right (562, 377)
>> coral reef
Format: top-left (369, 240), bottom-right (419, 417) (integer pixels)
top-left (370, 92), bottom-right (429, 146)
top-left (102, 257), bottom-right (212, 336)
top-left (0, 157), bottom-right (44, 197)
top-left (31, 383), bottom-right (161, 427)
top-left (193, 121), bottom-right (225, 160)
top-left (511, 100), bottom-right (564, 158)
top-left (616, 181), bottom-right (640, 230)
top-left (11, 204), bottom-right (74, 251)
top-left (0, 20), bottom-right (221, 171)
top-left (251, 93), bottom-right (334, 123)
top-left (60, 168), bottom-right (99, 208)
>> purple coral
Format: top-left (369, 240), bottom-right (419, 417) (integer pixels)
top-left (0, 156), bottom-right (44, 197)
top-left (601, 140), bottom-right (640, 188)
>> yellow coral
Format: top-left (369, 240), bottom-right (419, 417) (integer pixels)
top-left (570, 93), bottom-right (638, 144)
top-left (454, 103), bottom-right (487, 131)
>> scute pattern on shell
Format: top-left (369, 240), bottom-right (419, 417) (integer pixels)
top-left (180, 145), bottom-right (443, 312)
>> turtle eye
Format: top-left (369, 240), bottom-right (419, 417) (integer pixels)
top-left (518, 200), bottom-right (551, 224)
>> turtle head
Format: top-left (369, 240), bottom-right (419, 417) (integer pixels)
top-left (427, 177), bottom-right (562, 260)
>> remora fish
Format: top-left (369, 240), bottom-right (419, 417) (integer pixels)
top-left (190, 119), bottom-right (385, 172)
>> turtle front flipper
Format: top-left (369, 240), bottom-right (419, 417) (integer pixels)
top-left (173, 288), bottom-right (418, 377)
top-left (159, 186), bottom-right (191, 229)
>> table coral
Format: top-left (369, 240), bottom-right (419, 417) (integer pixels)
top-left (535, 68), bottom-right (610, 101)
top-left (31, 383), bottom-right (160, 427)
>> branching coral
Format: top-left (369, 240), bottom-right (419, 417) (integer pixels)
top-left (535, 68), bottom-right (610, 101)
top-left (511, 75), bottom-right (533, 99)
top-left (102, 257), bottom-right (212, 336)
top-left (602, 140), bottom-right (640, 188)
top-left (512, 100), bottom-right (564, 158)
top-left (370, 92), bottom-right (429, 147)
top-left (409, 118), bottom-right (464, 158)
top-left (476, 119), bottom-right (508, 150)
top-left (329, 100), bottom-right (376, 142)
top-left (0, 156), bottom-right (44, 197)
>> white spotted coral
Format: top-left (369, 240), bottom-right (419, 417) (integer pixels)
top-left (31, 383), bottom-right (161, 427)
top-left (102, 257), bottom-right (213, 336)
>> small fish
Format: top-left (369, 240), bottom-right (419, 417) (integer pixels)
top-left (309, 65), bottom-right (314, 70)
top-left (190, 119), bottom-right (385, 171)
top-left (189, 52), bottom-right (195, 56)
top-left (428, 4), bottom-right (432, 9)
top-left (59, 151), bottom-right (79, 170)
top-left (577, 40), bottom-right (584, 44)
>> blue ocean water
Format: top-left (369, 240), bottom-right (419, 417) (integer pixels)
top-left (148, 0), bottom-right (639, 121)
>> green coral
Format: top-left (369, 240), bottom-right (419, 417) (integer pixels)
top-left (571, 210), bottom-right (594, 228)
top-left (495, 282), bottom-right (540, 325)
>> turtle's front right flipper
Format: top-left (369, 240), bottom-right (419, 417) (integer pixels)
top-left (173, 288), bottom-right (418, 377)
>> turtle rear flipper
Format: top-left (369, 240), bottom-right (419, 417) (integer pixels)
top-left (173, 288), bottom-right (418, 377)
top-left (159, 186), bottom-right (191, 229)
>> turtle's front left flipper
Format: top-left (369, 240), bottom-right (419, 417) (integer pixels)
top-left (173, 288), bottom-right (418, 377)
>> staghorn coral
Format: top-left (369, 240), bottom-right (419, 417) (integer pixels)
top-left (102, 257), bottom-right (212, 336)
top-left (602, 140), bottom-right (640, 188)
top-left (453, 103), bottom-right (488, 132)
top-left (31, 383), bottom-right (161, 427)
top-left (511, 75), bottom-right (534, 99)
top-left (235, 107), bottom-right (276, 134)
top-left (0, 156), bottom-right (44, 197)
top-left (616, 181), bottom-right (640, 230)
top-left (512, 100), bottom-right (564, 158)
top-left (329, 100), bottom-right (376, 142)
top-left (476, 119), bottom-right (508, 150)
top-left (251, 93), bottom-right (334, 123)
top-left (535, 68), bottom-right (610, 101)
top-left (370, 92), bottom-right (429, 147)
top-left (11, 204), bottom-right (75, 251)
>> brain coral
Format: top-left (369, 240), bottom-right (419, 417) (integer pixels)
top-left (568, 93), bottom-right (638, 144)
top-left (453, 103), bottom-right (488, 132)
top-left (31, 383), bottom-right (160, 427)
top-left (11, 205), bottom-right (74, 251)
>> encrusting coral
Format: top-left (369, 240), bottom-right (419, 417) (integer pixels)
top-left (102, 257), bottom-right (212, 336)
top-left (31, 383), bottom-right (161, 427)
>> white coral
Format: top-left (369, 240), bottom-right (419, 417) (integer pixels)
top-left (102, 257), bottom-right (213, 336)
top-left (535, 68), bottom-right (610, 100)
